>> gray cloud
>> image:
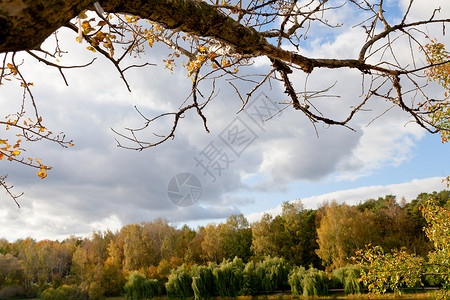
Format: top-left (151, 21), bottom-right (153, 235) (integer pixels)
top-left (1, 1), bottom-right (446, 241)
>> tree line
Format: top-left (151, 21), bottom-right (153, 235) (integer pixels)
top-left (0, 190), bottom-right (448, 299)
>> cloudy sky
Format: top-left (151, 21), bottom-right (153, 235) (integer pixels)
top-left (1, 0), bottom-right (449, 241)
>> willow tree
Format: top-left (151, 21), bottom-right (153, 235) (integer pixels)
top-left (0, 0), bottom-right (449, 203)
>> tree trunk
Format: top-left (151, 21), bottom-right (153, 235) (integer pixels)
top-left (0, 0), bottom-right (266, 54)
top-left (0, 0), bottom-right (97, 52)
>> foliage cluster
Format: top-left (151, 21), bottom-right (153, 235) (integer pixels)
top-left (127, 256), bottom-right (362, 299)
top-left (422, 39), bottom-right (450, 143)
top-left (40, 284), bottom-right (87, 300)
top-left (124, 271), bottom-right (160, 300)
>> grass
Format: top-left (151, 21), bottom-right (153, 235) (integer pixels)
top-left (102, 292), bottom-right (438, 300)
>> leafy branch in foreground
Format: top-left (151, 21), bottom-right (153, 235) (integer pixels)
top-left (355, 198), bottom-right (450, 297)
top-left (422, 39), bottom-right (450, 143)
top-left (0, 113), bottom-right (74, 207)
top-left (0, 54), bottom-right (74, 206)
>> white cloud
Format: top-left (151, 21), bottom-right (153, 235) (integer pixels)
top-left (246, 176), bottom-right (446, 223)
top-left (336, 113), bottom-right (425, 180)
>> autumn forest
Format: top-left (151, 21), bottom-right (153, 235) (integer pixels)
top-left (0, 190), bottom-right (448, 299)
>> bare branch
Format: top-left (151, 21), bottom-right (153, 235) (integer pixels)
top-left (0, 175), bottom-right (22, 208)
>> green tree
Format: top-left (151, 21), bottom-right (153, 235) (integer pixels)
top-left (357, 195), bottom-right (429, 256)
top-left (278, 202), bottom-right (320, 267)
top-left (221, 214), bottom-right (253, 262)
top-left (251, 202), bottom-right (320, 267)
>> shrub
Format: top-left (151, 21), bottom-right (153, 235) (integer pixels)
top-left (0, 285), bottom-right (24, 299)
top-left (213, 257), bottom-right (244, 297)
top-left (289, 267), bottom-right (328, 297)
top-left (191, 264), bottom-right (215, 299)
top-left (288, 266), bottom-right (307, 296)
top-left (40, 285), bottom-right (86, 300)
top-left (423, 273), bottom-right (444, 287)
top-left (165, 265), bottom-right (193, 298)
top-left (256, 256), bottom-right (291, 292)
top-left (241, 261), bottom-right (261, 296)
top-left (25, 283), bottom-right (39, 299)
top-left (332, 265), bottom-right (363, 294)
top-left (301, 268), bottom-right (328, 297)
top-left (125, 271), bottom-right (160, 300)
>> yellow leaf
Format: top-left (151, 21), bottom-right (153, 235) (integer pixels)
top-left (86, 46), bottom-right (97, 52)
top-left (0, 139), bottom-right (6, 144)
top-left (37, 171), bottom-right (47, 179)
top-left (11, 150), bottom-right (20, 156)
top-left (0, 153), bottom-right (4, 160)
top-left (78, 11), bottom-right (88, 19)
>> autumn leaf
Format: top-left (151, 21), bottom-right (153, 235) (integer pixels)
top-left (37, 171), bottom-right (47, 179)
top-left (78, 11), bottom-right (88, 19)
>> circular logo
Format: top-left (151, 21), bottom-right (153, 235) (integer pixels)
top-left (167, 173), bottom-right (202, 207)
